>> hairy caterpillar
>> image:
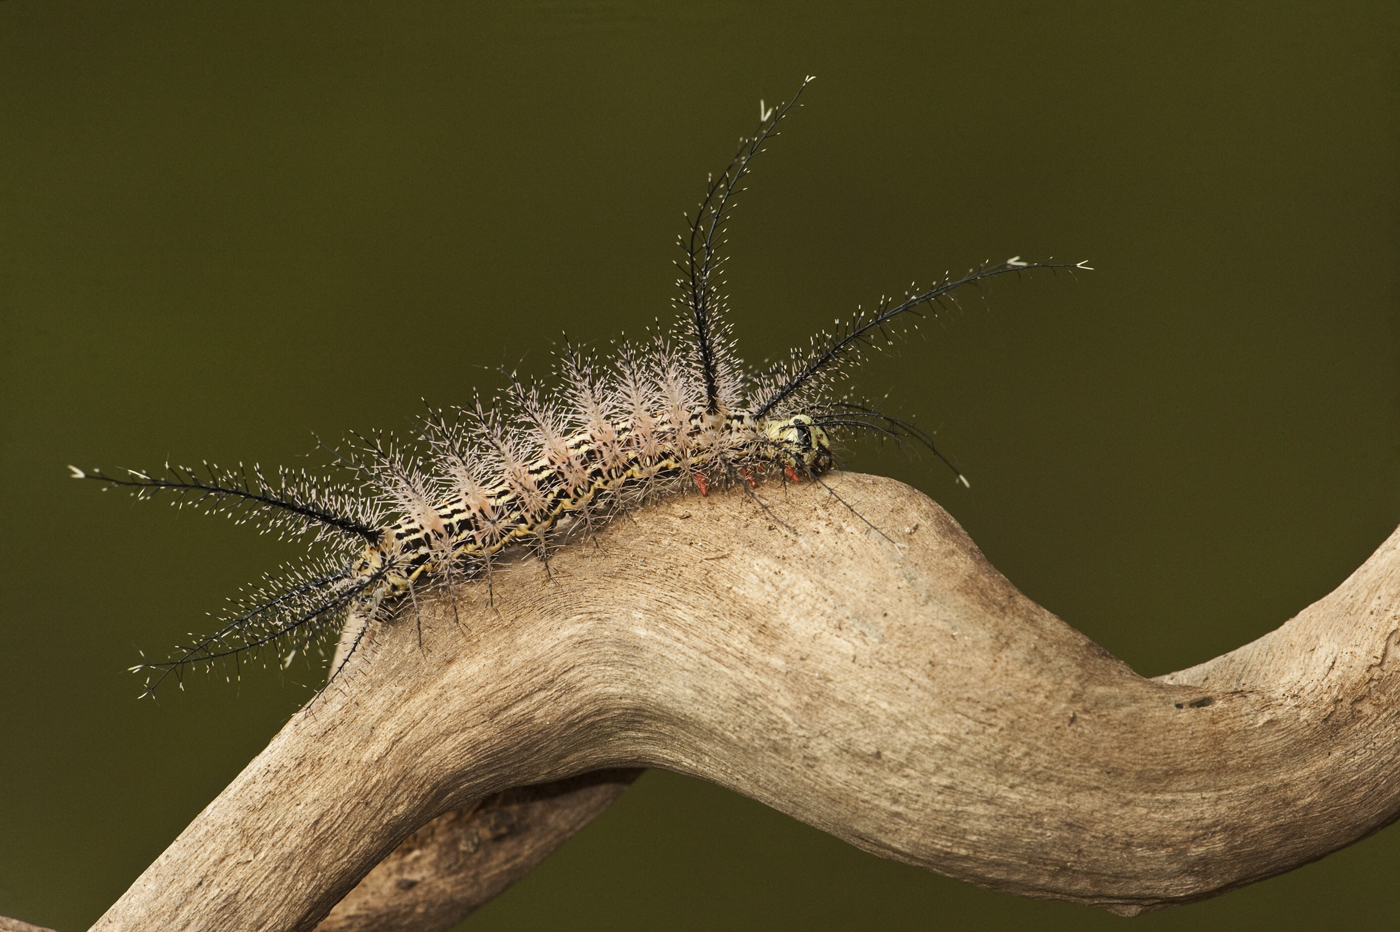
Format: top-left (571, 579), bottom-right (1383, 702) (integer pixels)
top-left (73, 77), bottom-right (1085, 697)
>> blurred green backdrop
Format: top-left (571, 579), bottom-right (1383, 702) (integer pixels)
top-left (2, 2), bottom-right (1396, 930)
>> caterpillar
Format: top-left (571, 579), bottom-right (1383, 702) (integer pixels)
top-left (73, 77), bottom-right (1085, 697)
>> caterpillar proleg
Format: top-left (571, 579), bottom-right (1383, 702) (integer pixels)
top-left (74, 77), bottom-right (1087, 697)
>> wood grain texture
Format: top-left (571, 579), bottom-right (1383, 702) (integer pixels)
top-left (80, 473), bottom-right (1400, 930)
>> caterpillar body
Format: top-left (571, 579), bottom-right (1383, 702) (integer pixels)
top-left (74, 77), bottom-right (1085, 696)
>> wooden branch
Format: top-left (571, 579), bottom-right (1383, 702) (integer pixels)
top-left (83, 473), bottom-right (1400, 931)
top-left (313, 769), bottom-right (641, 932)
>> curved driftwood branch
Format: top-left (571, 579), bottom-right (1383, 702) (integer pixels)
top-left (78, 473), bottom-right (1400, 931)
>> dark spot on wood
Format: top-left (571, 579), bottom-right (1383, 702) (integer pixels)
top-left (482, 809), bottom-right (518, 840)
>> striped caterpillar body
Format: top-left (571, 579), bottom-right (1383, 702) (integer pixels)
top-left (74, 77), bottom-right (1085, 696)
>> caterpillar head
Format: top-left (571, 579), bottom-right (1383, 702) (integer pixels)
top-left (765, 414), bottom-right (834, 478)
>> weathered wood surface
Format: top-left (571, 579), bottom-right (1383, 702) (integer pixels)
top-left (67, 473), bottom-right (1400, 930)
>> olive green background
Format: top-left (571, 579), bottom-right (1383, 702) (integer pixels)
top-left (2, 2), bottom-right (1396, 930)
